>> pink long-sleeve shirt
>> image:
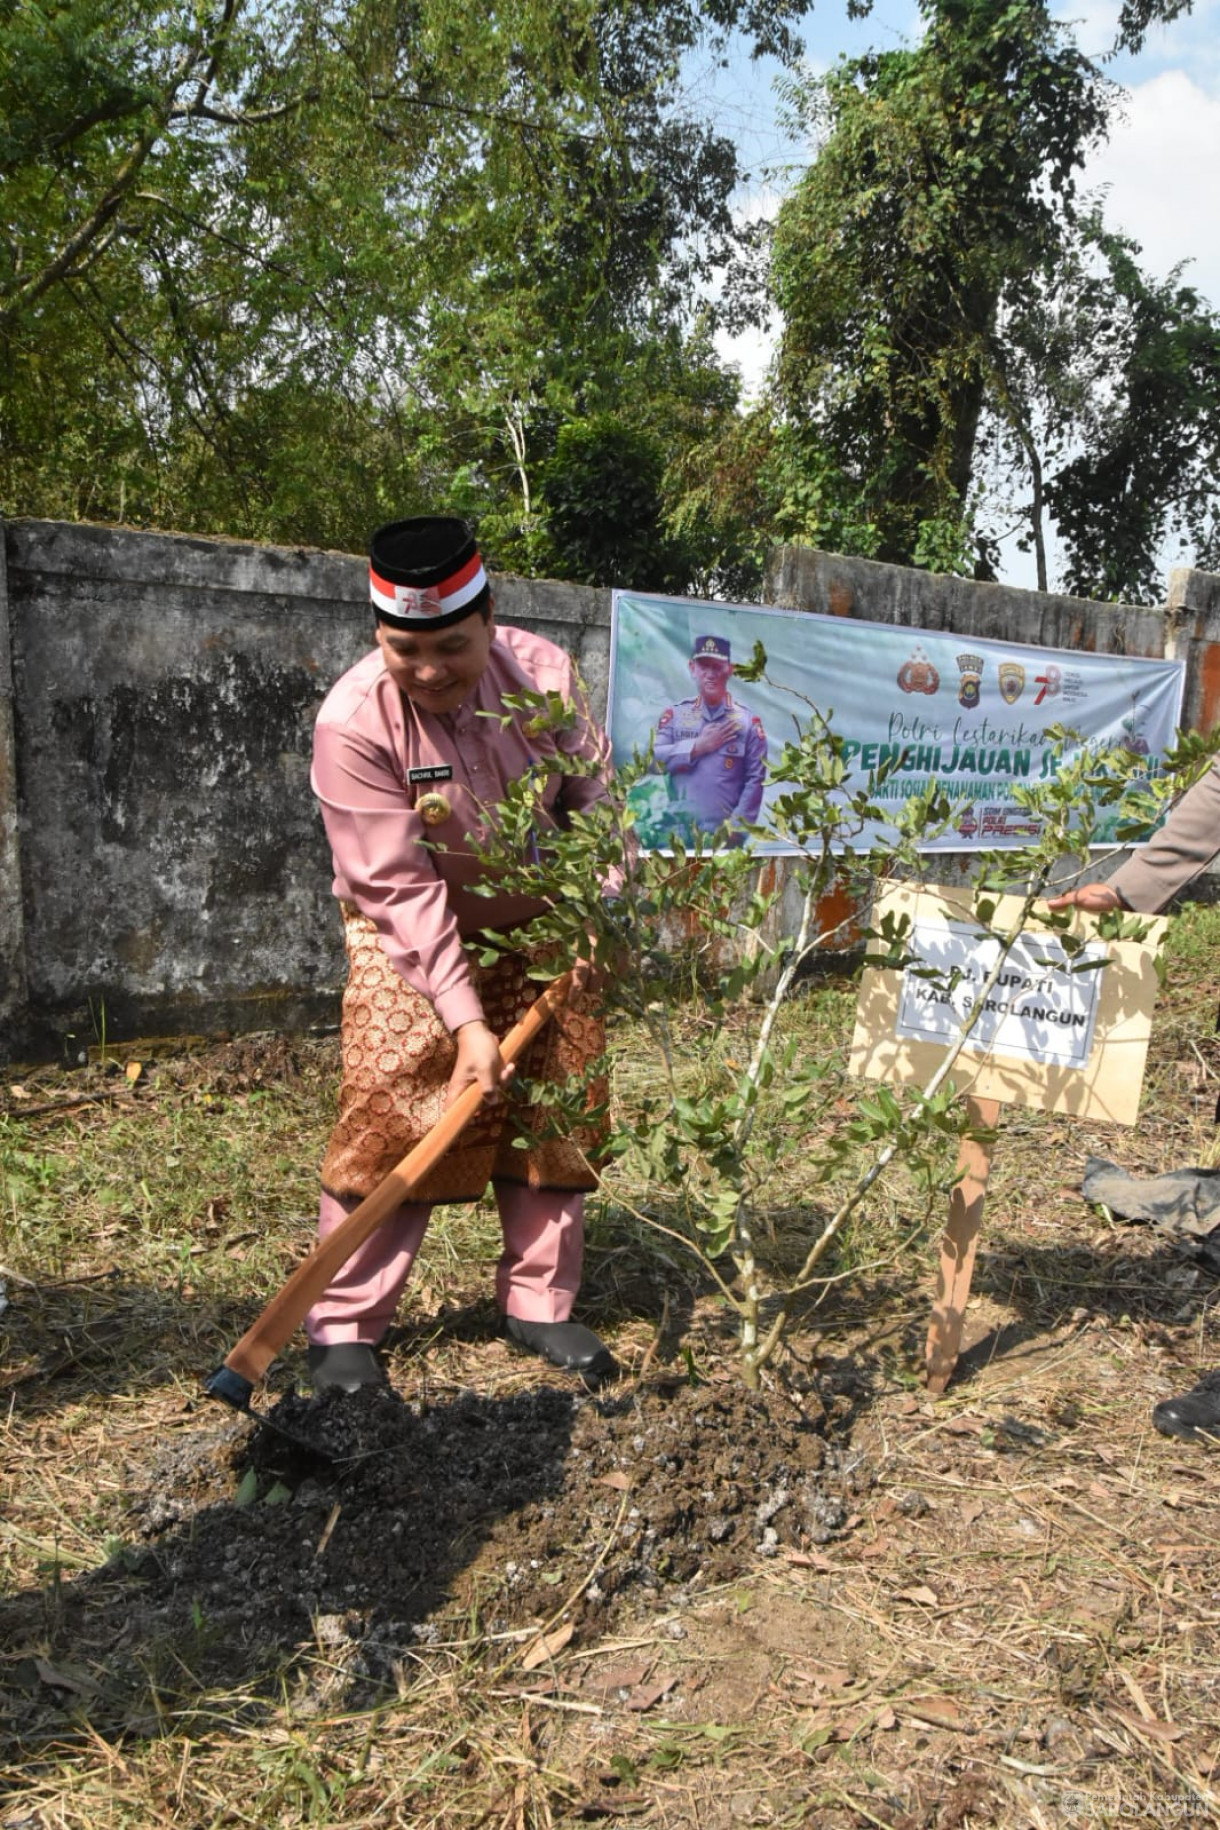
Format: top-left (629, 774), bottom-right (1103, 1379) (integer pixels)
top-left (312, 623), bottom-right (610, 1034)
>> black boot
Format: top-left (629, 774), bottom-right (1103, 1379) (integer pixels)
top-left (1152, 1371), bottom-right (1220, 1444)
top-left (307, 1342), bottom-right (385, 1393)
top-left (505, 1316), bottom-right (616, 1385)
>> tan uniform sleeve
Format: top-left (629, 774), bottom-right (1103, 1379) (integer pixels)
top-left (1109, 759), bottom-right (1220, 913)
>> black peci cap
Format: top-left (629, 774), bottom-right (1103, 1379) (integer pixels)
top-left (369, 516), bottom-right (488, 629)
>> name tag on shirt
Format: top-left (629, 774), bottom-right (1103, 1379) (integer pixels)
top-left (407, 765), bottom-right (454, 784)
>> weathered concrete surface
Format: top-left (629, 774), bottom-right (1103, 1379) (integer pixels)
top-left (7, 522), bottom-right (364, 1055)
top-left (4, 520), bottom-right (610, 1057)
top-left (766, 546), bottom-right (1170, 658)
top-left (1167, 564), bottom-right (1220, 735)
top-left (0, 528), bottom-right (29, 1047)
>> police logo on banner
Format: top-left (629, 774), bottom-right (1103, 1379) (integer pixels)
top-left (956, 653), bottom-right (984, 710)
top-left (897, 647), bottom-right (940, 696)
top-left (998, 662), bottom-right (1025, 705)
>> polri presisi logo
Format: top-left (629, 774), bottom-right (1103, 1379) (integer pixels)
top-left (956, 653), bottom-right (984, 710)
top-left (897, 646), bottom-right (940, 695)
top-left (395, 585), bottom-right (444, 617)
top-left (998, 661), bottom-right (1025, 705)
top-left (1033, 664), bottom-right (1061, 707)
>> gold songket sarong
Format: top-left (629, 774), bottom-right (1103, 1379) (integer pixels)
top-left (320, 905), bottom-right (607, 1203)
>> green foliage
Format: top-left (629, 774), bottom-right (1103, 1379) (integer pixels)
top-left (1039, 231), bottom-right (1220, 602)
top-left (766, 0), bottom-right (1216, 601)
top-left (539, 414), bottom-right (690, 590)
top-left (1113, 0), bottom-right (1197, 54)
top-left (7, 0), bottom-right (1206, 597)
top-left (0, 0), bottom-right (803, 581)
top-left (770, 0), bottom-right (1111, 573)
top-left (464, 669), bottom-right (1173, 1384)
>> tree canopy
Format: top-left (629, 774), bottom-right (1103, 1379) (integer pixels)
top-left (764, 0), bottom-right (1218, 600)
top-left (0, 0), bottom-right (803, 552)
top-left (3, 0), bottom-right (1214, 602)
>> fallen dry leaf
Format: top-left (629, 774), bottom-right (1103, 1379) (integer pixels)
top-left (792, 1665), bottom-right (854, 1693)
top-left (125, 1060), bottom-right (142, 1083)
top-left (900, 1696), bottom-right (970, 1732)
top-left (626, 1674), bottom-right (679, 1712)
top-left (832, 1710), bottom-right (875, 1741)
top-left (496, 1675), bottom-right (560, 1698)
top-left (0, 1357), bottom-right (41, 1391)
top-left (895, 1585), bottom-right (940, 1608)
top-left (520, 1622), bottom-right (575, 1671)
top-left (1112, 1706), bottom-right (1187, 1743)
top-left (961, 1498), bottom-right (985, 1527)
top-left (595, 1471), bottom-right (632, 1491)
top-left (35, 1657), bottom-right (100, 1697)
top-left (586, 1664), bottom-right (650, 1694)
top-left (1116, 1669), bottom-right (1156, 1721)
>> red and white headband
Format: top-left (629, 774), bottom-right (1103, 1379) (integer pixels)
top-left (368, 516), bottom-right (489, 628)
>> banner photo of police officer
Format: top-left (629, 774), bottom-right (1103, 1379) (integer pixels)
top-left (607, 591), bottom-right (1185, 855)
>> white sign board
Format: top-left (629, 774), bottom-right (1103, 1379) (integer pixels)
top-left (850, 886), bottom-right (1165, 1125)
top-left (894, 923), bottom-right (1106, 1071)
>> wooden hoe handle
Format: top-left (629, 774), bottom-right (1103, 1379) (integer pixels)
top-left (217, 972), bottom-right (574, 1389)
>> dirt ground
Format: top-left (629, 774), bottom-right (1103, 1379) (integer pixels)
top-left (3, 1020), bottom-right (1220, 1827)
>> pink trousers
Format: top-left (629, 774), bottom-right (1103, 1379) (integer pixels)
top-left (304, 1181), bottom-right (584, 1346)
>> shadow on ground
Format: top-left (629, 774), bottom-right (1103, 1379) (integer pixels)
top-left (0, 1381), bottom-right (583, 1768)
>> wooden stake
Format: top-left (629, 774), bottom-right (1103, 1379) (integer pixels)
top-left (925, 1095), bottom-right (1000, 1394)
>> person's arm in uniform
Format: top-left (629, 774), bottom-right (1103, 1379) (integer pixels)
top-left (732, 712), bottom-right (768, 826)
top-left (1048, 758), bottom-right (1220, 916)
top-left (1109, 759), bottom-right (1220, 912)
top-left (652, 706), bottom-right (690, 772)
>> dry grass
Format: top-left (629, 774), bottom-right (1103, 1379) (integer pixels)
top-left (3, 911), bottom-right (1220, 1826)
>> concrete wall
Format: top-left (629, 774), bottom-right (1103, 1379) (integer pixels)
top-left (2, 516), bottom-right (1217, 1061)
top-left (1166, 564), bottom-right (1220, 734)
top-left (765, 546), bottom-right (1171, 660)
top-left (1, 519), bottom-right (609, 1057)
top-left (0, 531), bottom-right (27, 1051)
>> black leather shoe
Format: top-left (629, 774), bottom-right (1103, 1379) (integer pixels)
top-left (307, 1342), bottom-right (385, 1393)
top-left (505, 1316), bottom-right (616, 1385)
top-left (1152, 1373), bottom-right (1220, 1444)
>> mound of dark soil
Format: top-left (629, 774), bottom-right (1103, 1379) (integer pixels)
top-left (2, 1373), bottom-right (869, 1744)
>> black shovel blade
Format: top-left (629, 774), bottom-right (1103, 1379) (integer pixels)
top-left (203, 1363), bottom-right (339, 1461)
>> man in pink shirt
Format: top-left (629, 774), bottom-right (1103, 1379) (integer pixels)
top-left (306, 516), bottom-right (615, 1392)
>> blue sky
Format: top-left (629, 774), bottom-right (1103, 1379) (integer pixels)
top-left (682, 2), bottom-right (1219, 598)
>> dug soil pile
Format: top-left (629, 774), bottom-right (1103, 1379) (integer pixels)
top-left (4, 1372), bottom-right (866, 1741)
